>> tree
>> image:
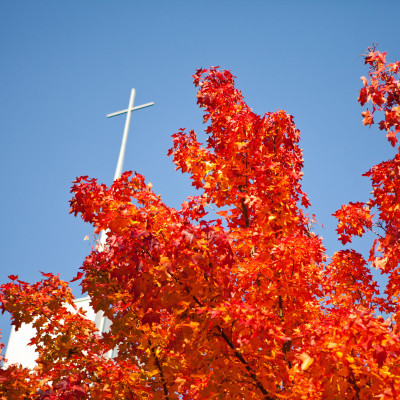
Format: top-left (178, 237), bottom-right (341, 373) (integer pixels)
top-left (2, 47), bottom-right (400, 399)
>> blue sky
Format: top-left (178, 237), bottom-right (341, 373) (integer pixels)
top-left (1, 0), bottom-right (400, 348)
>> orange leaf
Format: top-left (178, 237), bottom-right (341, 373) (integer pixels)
top-left (362, 109), bottom-right (373, 127)
top-left (298, 353), bottom-right (314, 370)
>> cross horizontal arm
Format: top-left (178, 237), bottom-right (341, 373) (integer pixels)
top-left (107, 102), bottom-right (154, 118)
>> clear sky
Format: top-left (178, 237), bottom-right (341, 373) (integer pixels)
top-left (1, 0), bottom-right (400, 349)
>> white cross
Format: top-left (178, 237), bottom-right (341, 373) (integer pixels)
top-left (107, 88), bottom-right (154, 181)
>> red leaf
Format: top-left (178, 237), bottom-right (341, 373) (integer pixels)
top-left (362, 109), bottom-right (374, 127)
top-left (374, 346), bottom-right (387, 367)
top-left (142, 311), bottom-right (161, 327)
top-left (40, 271), bottom-right (53, 278)
top-left (70, 272), bottom-right (84, 283)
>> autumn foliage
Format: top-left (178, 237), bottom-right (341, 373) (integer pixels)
top-left (2, 47), bottom-right (400, 399)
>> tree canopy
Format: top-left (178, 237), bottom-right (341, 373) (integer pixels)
top-left (2, 47), bottom-right (400, 399)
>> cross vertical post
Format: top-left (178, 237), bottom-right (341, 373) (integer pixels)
top-left (113, 88), bottom-right (136, 181)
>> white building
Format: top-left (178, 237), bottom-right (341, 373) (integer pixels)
top-left (4, 297), bottom-right (97, 368)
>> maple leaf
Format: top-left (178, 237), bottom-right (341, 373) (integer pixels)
top-left (362, 109), bottom-right (374, 126)
top-left (142, 310), bottom-right (161, 327)
top-left (374, 346), bottom-right (388, 367)
top-left (70, 272), bottom-right (84, 282)
top-left (40, 272), bottom-right (54, 278)
top-left (298, 353), bottom-right (314, 370)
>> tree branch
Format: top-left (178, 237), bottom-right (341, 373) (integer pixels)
top-left (149, 340), bottom-right (169, 400)
top-left (215, 325), bottom-right (275, 400)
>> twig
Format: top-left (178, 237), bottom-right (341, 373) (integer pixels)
top-left (149, 339), bottom-right (169, 400)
